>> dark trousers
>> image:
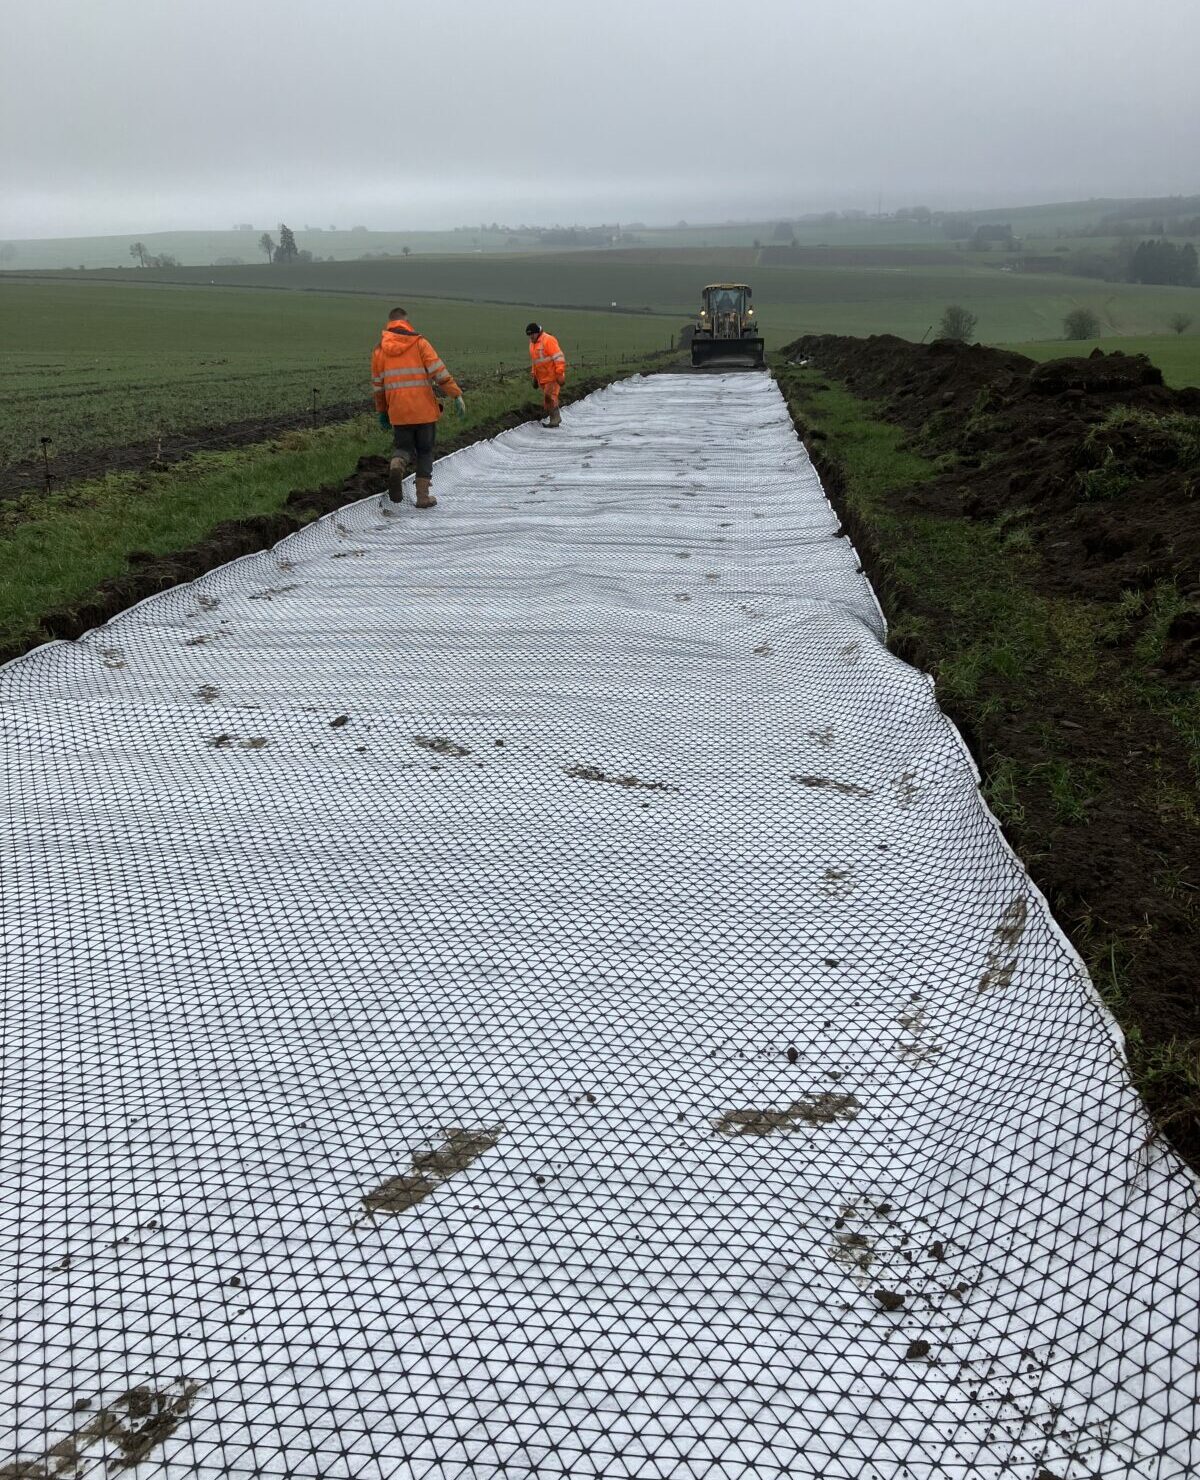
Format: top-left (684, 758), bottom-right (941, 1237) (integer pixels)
top-left (392, 422), bottom-right (437, 480)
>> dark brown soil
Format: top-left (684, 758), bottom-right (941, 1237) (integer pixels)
top-left (787, 333), bottom-right (1200, 623)
top-left (832, 1230), bottom-right (874, 1275)
top-left (782, 335), bottom-right (1200, 1168)
top-left (0, 377), bottom-right (616, 669)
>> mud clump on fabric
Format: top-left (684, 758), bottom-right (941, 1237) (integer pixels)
top-left (978, 896), bottom-right (1029, 993)
top-left (363, 1127), bottom-right (502, 1215)
top-left (0, 1381), bottom-right (203, 1477)
top-left (832, 1231), bottom-right (874, 1277)
top-left (793, 774), bottom-right (874, 798)
top-left (565, 764), bottom-right (681, 793)
top-left (413, 735), bottom-right (471, 758)
top-left (714, 1092), bottom-right (861, 1136)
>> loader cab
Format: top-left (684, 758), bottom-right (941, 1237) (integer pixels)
top-left (702, 284), bottom-right (751, 331)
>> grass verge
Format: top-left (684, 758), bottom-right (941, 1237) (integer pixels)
top-left (776, 359), bottom-right (1200, 1168)
top-left (0, 371), bottom-right (641, 663)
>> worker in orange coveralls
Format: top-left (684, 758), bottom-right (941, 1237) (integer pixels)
top-left (372, 307), bottom-right (465, 509)
top-left (526, 322), bottom-right (566, 427)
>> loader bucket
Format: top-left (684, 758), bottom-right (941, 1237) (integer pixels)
top-left (691, 335), bottom-right (766, 369)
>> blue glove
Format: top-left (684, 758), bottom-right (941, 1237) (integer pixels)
top-left (452, 395), bottom-right (467, 418)
top-left (377, 411), bottom-right (390, 432)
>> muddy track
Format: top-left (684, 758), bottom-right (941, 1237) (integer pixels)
top-left (0, 376), bottom-right (616, 670)
top-left (0, 400), bottom-right (368, 500)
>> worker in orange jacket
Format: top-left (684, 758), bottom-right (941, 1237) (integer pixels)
top-left (526, 322), bottom-right (566, 427)
top-left (372, 308), bottom-right (465, 508)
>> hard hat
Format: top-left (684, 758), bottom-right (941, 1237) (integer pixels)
top-left (525, 322), bottom-right (541, 336)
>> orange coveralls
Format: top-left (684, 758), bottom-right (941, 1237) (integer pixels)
top-left (371, 319), bottom-right (462, 426)
top-left (528, 329), bottom-right (566, 412)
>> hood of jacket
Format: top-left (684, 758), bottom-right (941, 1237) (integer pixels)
top-left (381, 318), bottom-right (418, 345)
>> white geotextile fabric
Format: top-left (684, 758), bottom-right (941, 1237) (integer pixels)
top-left (1, 371), bottom-right (1198, 1479)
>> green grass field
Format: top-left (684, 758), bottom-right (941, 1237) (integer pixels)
top-left (20, 247), bottom-right (1197, 345)
top-left (5, 240), bottom-right (1198, 474)
top-left (0, 279), bottom-right (675, 471)
top-left (1004, 333), bottom-right (1200, 388)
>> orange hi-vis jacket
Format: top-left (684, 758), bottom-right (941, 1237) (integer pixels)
top-left (529, 330), bottom-right (566, 387)
top-left (372, 319), bottom-right (462, 425)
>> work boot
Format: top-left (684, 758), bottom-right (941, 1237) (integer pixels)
top-left (547, 405), bottom-right (562, 428)
top-left (414, 476), bottom-right (437, 509)
top-left (386, 454), bottom-right (410, 502)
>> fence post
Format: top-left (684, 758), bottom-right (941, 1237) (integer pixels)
top-left (311, 387), bottom-right (319, 428)
top-left (39, 437), bottom-right (53, 496)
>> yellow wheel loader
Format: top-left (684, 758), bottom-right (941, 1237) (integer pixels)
top-left (690, 283), bottom-right (765, 368)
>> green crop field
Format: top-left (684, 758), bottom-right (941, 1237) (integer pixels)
top-left (5, 240), bottom-right (1198, 477)
top-left (20, 246), bottom-right (1198, 347)
top-left (1002, 333), bottom-right (1200, 388)
top-left (0, 278), bottom-right (675, 473)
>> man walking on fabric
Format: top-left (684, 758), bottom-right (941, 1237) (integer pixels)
top-left (372, 308), bottom-right (465, 509)
top-left (526, 322), bottom-right (566, 427)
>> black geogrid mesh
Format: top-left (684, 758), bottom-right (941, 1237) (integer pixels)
top-left (1, 373), bottom-right (1197, 1478)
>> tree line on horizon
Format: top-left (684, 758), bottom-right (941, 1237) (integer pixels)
top-left (126, 224), bottom-right (352, 270)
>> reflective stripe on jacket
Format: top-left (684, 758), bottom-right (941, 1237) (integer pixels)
top-left (371, 320), bottom-right (462, 425)
top-left (529, 330), bottom-right (566, 387)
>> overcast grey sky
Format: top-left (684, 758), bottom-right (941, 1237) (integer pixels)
top-left (2, 0), bottom-right (1198, 238)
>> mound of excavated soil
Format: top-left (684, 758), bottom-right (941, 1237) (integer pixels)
top-left (782, 335), bottom-right (1200, 1166)
top-left (786, 333), bottom-right (1200, 682)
